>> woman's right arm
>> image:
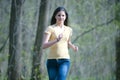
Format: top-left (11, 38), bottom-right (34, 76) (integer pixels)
top-left (42, 33), bottom-right (57, 49)
top-left (42, 33), bottom-right (63, 49)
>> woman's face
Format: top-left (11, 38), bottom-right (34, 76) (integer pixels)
top-left (55, 11), bottom-right (66, 24)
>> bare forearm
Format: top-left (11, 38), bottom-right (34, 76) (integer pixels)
top-left (42, 39), bottom-right (58, 49)
top-left (68, 41), bottom-right (75, 50)
top-left (68, 41), bottom-right (78, 52)
top-left (42, 33), bottom-right (63, 49)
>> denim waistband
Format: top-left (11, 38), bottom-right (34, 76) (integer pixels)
top-left (47, 59), bottom-right (70, 61)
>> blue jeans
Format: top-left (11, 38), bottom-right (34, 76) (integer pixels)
top-left (46, 59), bottom-right (70, 80)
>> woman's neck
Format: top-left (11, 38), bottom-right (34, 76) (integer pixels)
top-left (55, 23), bottom-right (64, 27)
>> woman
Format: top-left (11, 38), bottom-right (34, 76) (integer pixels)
top-left (42, 7), bottom-right (78, 80)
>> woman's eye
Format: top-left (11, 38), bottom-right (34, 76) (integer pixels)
top-left (58, 15), bottom-right (60, 16)
top-left (57, 14), bottom-right (65, 17)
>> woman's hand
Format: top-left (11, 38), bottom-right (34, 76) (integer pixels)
top-left (68, 41), bottom-right (78, 52)
top-left (42, 33), bottom-right (62, 49)
top-left (74, 45), bottom-right (78, 52)
top-left (57, 34), bottom-right (63, 42)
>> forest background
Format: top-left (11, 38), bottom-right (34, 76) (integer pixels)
top-left (0, 0), bottom-right (120, 80)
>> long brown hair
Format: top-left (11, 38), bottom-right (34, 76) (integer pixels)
top-left (50, 7), bottom-right (69, 26)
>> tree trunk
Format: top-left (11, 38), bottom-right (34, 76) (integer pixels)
top-left (116, 30), bottom-right (120, 80)
top-left (115, 0), bottom-right (120, 79)
top-left (7, 0), bottom-right (23, 80)
top-left (31, 0), bottom-right (49, 80)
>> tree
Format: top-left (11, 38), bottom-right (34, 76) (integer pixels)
top-left (116, 30), bottom-right (120, 80)
top-left (31, 0), bottom-right (49, 80)
top-left (7, 0), bottom-right (24, 80)
top-left (115, 0), bottom-right (120, 80)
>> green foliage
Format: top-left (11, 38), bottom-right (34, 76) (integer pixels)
top-left (115, 3), bottom-right (120, 21)
top-left (115, 2), bottom-right (120, 29)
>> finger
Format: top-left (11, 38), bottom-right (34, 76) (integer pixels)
top-left (59, 34), bottom-right (63, 38)
top-left (75, 46), bottom-right (78, 51)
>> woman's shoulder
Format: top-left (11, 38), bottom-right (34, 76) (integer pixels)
top-left (47, 24), bottom-right (55, 28)
top-left (65, 25), bottom-right (72, 31)
top-left (45, 25), bottom-right (55, 30)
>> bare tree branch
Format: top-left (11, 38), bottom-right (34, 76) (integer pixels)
top-left (0, 36), bottom-right (9, 53)
top-left (72, 18), bottom-right (115, 43)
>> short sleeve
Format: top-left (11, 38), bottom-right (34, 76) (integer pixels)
top-left (68, 27), bottom-right (73, 40)
top-left (70, 28), bottom-right (72, 37)
top-left (44, 26), bottom-right (53, 35)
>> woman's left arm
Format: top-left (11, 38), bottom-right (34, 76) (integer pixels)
top-left (68, 41), bottom-right (78, 52)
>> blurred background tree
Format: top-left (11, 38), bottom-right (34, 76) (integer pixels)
top-left (7, 0), bottom-right (24, 80)
top-left (115, 0), bottom-right (120, 80)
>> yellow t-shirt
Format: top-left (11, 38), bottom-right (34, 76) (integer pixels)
top-left (44, 24), bottom-right (72, 59)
